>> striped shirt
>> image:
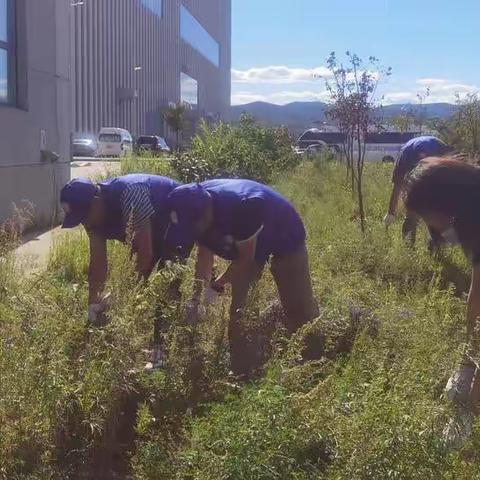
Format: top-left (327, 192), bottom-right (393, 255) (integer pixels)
top-left (120, 183), bottom-right (155, 230)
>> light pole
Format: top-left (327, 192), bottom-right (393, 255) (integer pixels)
top-left (132, 65), bottom-right (142, 136)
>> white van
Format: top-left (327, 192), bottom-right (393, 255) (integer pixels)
top-left (97, 127), bottom-right (133, 157)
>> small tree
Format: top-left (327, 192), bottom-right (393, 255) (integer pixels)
top-left (164, 103), bottom-right (186, 151)
top-left (453, 93), bottom-right (480, 156)
top-left (325, 51), bottom-right (391, 232)
top-left (390, 108), bottom-right (415, 136)
top-left (430, 94), bottom-right (480, 158)
top-left (410, 87), bottom-right (430, 134)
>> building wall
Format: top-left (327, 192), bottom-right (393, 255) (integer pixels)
top-left (0, 0), bottom-right (72, 226)
top-left (73, 0), bottom-right (231, 140)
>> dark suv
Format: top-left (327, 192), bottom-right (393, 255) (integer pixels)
top-left (135, 135), bottom-right (171, 155)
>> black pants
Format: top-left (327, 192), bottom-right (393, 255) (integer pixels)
top-left (402, 212), bottom-right (442, 253)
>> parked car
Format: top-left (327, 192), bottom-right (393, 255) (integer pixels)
top-left (300, 142), bottom-right (329, 156)
top-left (135, 135), bottom-right (171, 155)
top-left (72, 133), bottom-right (98, 157)
top-left (97, 127), bottom-right (133, 157)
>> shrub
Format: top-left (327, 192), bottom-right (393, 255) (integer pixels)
top-left (171, 115), bottom-right (299, 183)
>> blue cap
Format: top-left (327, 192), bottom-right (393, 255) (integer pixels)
top-left (60, 177), bottom-right (97, 228)
top-left (165, 183), bottom-right (211, 252)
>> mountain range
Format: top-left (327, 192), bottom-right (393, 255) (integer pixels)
top-left (228, 101), bottom-right (458, 133)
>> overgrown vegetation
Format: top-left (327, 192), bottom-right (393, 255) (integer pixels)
top-left (433, 93), bottom-right (480, 158)
top-left (325, 51), bottom-right (391, 232)
top-left (4, 146), bottom-right (480, 478)
top-left (170, 114), bottom-right (298, 183)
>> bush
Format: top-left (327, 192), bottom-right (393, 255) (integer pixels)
top-left (171, 115), bottom-right (299, 183)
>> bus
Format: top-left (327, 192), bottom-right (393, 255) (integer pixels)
top-left (296, 129), bottom-right (421, 162)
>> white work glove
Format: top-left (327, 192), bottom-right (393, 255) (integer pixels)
top-left (383, 213), bottom-right (396, 227)
top-left (88, 303), bottom-right (104, 324)
top-left (204, 286), bottom-right (220, 306)
top-left (87, 293), bottom-right (112, 326)
top-left (445, 359), bottom-right (477, 406)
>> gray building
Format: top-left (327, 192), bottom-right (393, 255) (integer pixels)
top-left (73, 0), bottom-right (231, 140)
top-left (0, 0), bottom-right (231, 227)
top-left (0, 0), bottom-right (72, 227)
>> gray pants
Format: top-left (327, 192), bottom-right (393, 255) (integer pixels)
top-left (229, 244), bottom-right (320, 376)
top-left (402, 212), bottom-right (442, 253)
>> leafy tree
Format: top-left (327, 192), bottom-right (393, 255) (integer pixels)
top-left (389, 109), bottom-right (415, 135)
top-left (325, 51), bottom-right (391, 232)
top-left (164, 103), bottom-right (186, 150)
top-left (411, 87), bottom-right (431, 134)
top-left (430, 93), bottom-right (480, 157)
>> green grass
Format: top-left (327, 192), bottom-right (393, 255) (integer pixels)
top-left (2, 159), bottom-right (480, 478)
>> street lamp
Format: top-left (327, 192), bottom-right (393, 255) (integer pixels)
top-left (132, 65), bottom-right (142, 135)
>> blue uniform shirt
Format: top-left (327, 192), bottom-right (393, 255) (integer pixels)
top-left (95, 174), bottom-right (179, 258)
top-left (167, 179), bottom-right (306, 264)
top-left (392, 136), bottom-right (451, 183)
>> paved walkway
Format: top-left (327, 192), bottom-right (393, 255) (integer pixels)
top-left (14, 161), bottom-right (119, 274)
top-left (14, 227), bottom-right (66, 274)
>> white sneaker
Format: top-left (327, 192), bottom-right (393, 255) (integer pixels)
top-left (144, 344), bottom-right (167, 371)
top-left (445, 361), bottom-right (476, 406)
top-left (443, 410), bottom-right (475, 449)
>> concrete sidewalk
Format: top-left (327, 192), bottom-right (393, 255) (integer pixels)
top-left (14, 227), bottom-right (65, 274)
top-left (13, 161), bottom-right (116, 274)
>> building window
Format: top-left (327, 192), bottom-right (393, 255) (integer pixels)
top-left (142, 0), bottom-right (162, 17)
top-left (180, 5), bottom-right (219, 67)
top-left (181, 72), bottom-right (198, 109)
top-left (0, 0), bottom-right (14, 104)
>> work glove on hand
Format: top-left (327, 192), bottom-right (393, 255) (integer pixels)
top-left (383, 213), bottom-right (396, 227)
top-left (87, 293), bottom-right (112, 327)
top-left (445, 358), bottom-right (477, 407)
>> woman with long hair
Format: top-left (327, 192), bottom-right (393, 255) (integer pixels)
top-left (405, 157), bottom-right (480, 405)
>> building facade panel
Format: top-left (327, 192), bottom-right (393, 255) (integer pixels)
top-left (0, 0), bottom-right (72, 226)
top-left (73, 0), bottom-right (231, 141)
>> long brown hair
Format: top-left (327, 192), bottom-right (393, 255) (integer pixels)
top-left (405, 157), bottom-right (480, 254)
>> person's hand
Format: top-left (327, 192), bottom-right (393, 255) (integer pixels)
top-left (87, 293), bottom-right (112, 326)
top-left (88, 303), bottom-right (105, 326)
top-left (383, 213), bottom-right (396, 227)
top-left (445, 359), bottom-right (477, 406)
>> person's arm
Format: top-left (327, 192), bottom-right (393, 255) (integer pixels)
top-left (466, 264), bottom-right (480, 352)
top-left (132, 219), bottom-right (154, 280)
top-left (387, 180), bottom-right (403, 217)
top-left (88, 232), bottom-right (108, 305)
top-left (213, 235), bottom-right (258, 288)
top-left (192, 245), bottom-right (215, 302)
top-left (213, 197), bottom-right (264, 288)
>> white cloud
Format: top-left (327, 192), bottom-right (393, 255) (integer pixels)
top-left (231, 89), bottom-right (330, 105)
top-left (417, 78), bottom-right (477, 101)
top-left (380, 78), bottom-right (479, 105)
top-left (231, 92), bottom-right (267, 105)
top-left (382, 91), bottom-right (418, 104)
top-left (232, 65), bottom-right (332, 85)
top-left (231, 66), bottom-right (479, 106)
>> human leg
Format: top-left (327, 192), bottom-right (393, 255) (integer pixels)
top-left (228, 263), bottom-right (264, 376)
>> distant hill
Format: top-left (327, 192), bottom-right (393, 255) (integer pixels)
top-left (229, 101), bottom-right (458, 133)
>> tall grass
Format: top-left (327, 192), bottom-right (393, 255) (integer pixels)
top-left (1, 158), bottom-right (479, 478)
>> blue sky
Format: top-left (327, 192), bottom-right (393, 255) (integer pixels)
top-left (231, 0), bottom-right (480, 105)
